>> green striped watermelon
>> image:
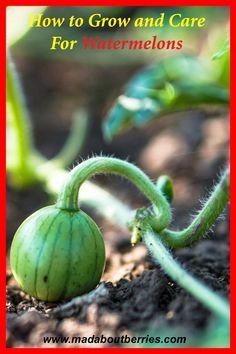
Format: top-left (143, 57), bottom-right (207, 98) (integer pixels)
top-left (10, 206), bottom-right (105, 302)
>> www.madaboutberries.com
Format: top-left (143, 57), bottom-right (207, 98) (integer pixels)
top-left (42, 334), bottom-right (187, 347)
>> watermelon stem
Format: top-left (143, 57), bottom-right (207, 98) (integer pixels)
top-left (56, 156), bottom-right (172, 233)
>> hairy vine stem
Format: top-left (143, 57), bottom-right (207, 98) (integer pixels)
top-left (158, 165), bottom-right (230, 248)
top-left (57, 157), bottom-right (172, 232)
top-left (55, 156), bottom-right (228, 321)
top-left (143, 227), bottom-right (230, 322)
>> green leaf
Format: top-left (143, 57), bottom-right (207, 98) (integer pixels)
top-left (103, 55), bottom-right (229, 142)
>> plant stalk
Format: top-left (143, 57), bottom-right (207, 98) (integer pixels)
top-left (37, 160), bottom-right (134, 226)
top-left (143, 227), bottom-right (230, 321)
top-left (158, 165), bottom-right (230, 248)
top-left (6, 53), bottom-right (36, 182)
top-left (56, 157), bottom-right (172, 232)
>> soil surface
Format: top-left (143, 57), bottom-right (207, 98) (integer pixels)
top-left (6, 56), bottom-right (230, 348)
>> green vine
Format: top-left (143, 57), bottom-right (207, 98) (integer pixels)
top-left (10, 154), bottom-right (230, 323)
top-left (55, 157), bottom-right (230, 320)
top-left (143, 227), bottom-right (229, 321)
top-left (156, 165), bottom-right (230, 248)
top-left (57, 156), bottom-right (172, 233)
